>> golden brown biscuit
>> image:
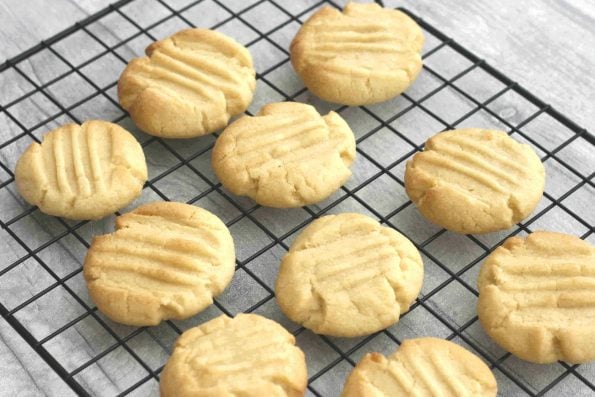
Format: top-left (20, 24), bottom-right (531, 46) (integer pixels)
top-left (212, 102), bottom-right (356, 208)
top-left (342, 338), bottom-right (497, 397)
top-left (84, 202), bottom-right (235, 326)
top-left (160, 313), bottom-right (308, 397)
top-left (405, 128), bottom-right (545, 234)
top-left (118, 28), bottom-right (256, 138)
top-left (275, 213), bottom-right (423, 337)
top-left (290, 2), bottom-right (424, 105)
top-left (14, 120), bottom-right (147, 220)
top-left (477, 231), bottom-right (595, 364)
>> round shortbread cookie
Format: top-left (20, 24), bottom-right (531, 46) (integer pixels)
top-left (477, 231), bottom-right (595, 364)
top-left (14, 120), bottom-right (147, 220)
top-left (342, 338), bottom-right (497, 397)
top-left (83, 202), bottom-right (235, 326)
top-left (405, 128), bottom-right (545, 234)
top-left (275, 213), bottom-right (423, 337)
top-left (118, 28), bottom-right (256, 138)
top-left (212, 102), bottom-right (356, 208)
top-left (290, 2), bottom-right (424, 105)
top-left (160, 313), bottom-right (308, 397)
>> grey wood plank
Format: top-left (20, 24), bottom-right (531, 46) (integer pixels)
top-left (390, 0), bottom-right (595, 133)
top-left (0, 317), bottom-right (76, 397)
top-left (0, 0), bottom-right (106, 62)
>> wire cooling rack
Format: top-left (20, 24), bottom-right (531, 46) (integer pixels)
top-left (0, 0), bottom-right (594, 396)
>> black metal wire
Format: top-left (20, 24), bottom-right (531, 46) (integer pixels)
top-left (0, 0), bottom-right (593, 396)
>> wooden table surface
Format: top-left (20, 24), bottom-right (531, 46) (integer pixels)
top-left (0, 0), bottom-right (593, 396)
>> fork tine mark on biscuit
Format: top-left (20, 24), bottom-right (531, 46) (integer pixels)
top-left (84, 202), bottom-right (235, 326)
top-left (405, 128), bottom-right (545, 234)
top-left (236, 118), bottom-right (323, 155)
top-left (106, 127), bottom-right (116, 187)
top-left (499, 278), bottom-right (595, 292)
top-left (312, 42), bottom-right (400, 55)
top-left (429, 350), bottom-right (474, 396)
top-left (235, 113), bottom-right (305, 141)
top-left (311, 24), bottom-right (400, 51)
top-left (52, 128), bottom-right (71, 196)
top-left (275, 213), bottom-right (423, 337)
top-left (400, 344), bottom-right (443, 395)
top-left (160, 314), bottom-right (308, 396)
top-left (430, 145), bottom-right (519, 186)
top-left (85, 124), bottom-right (105, 192)
top-left (92, 233), bottom-right (212, 273)
top-left (443, 135), bottom-right (527, 175)
top-left (253, 135), bottom-right (353, 175)
top-left (342, 338), bottom-right (497, 397)
top-left (251, 137), bottom-right (341, 172)
top-left (486, 245), bottom-right (595, 325)
top-left (315, 242), bottom-right (391, 276)
top-left (93, 238), bottom-right (210, 275)
top-left (320, 21), bottom-right (387, 34)
top-left (118, 29), bottom-right (255, 138)
top-left (156, 46), bottom-right (248, 111)
top-left (118, 213), bottom-right (222, 249)
top-left (151, 50), bottom-right (230, 102)
top-left (417, 152), bottom-right (508, 194)
top-left (290, 3), bottom-right (424, 105)
top-left (94, 262), bottom-right (201, 288)
top-left (317, 29), bottom-right (395, 43)
top-left (212, 102), bottom-right (356, 208)
top-left (115, 230), bottom-right (220, 264)
top-left (145, 61), bottom-right (218, 102)
top-left (478, 232), bottom-right (595, 363)
top-left (69, 127), bottom-right (87, 196)
top-left (15, 121), bottom-right (147, 220)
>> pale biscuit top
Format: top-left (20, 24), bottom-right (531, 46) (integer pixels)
top-left (118, 28), bottom-right (256, 138)
top-left (342, 338), bottom-right (497, 397)
top-left (14, 120), bottom-right (147, 220)
top-left (405, 128), bottom-right (545, 234)
top-left (275, 213), bottom-right (423, 337)
top-left (160, 313), bottom-right (308, 397)
top-left (477, 231), bottom-right (595, 364)
top-left (290, 2), bottom-right (424, 105)
top-left (212, 102), bottom-right (356, 208)
top-left (84, 202), bottom-right (235, 326)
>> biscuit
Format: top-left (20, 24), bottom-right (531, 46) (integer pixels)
top-left (212, 102), bottom-right (356, 208)
top-left (342, 337), bottom-right (497, 397)
top-left (477, 231), bottom-right (595, 364)
top-left (160, 313), bottom-right (308, 397)
top-left (118, 28), bottom-right (256, 138)
top-left (405, 128), bottom-right (545, 234)
top-left (290, 2), bottom-right (424, 105)
top-left (14, 120), bottom-right (147, 220)
top-left (83, 202), bottom-right (235, 326)
top-left (275, 213), bottom-right (423, 337)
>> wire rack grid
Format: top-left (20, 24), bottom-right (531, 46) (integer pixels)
top-left (0, 0), bottom-right (593, 396)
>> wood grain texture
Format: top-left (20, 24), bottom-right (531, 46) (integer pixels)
top-left (0, 0), bottom-right (105, 61)
top-left (390, 0), bottom-right (595, 133)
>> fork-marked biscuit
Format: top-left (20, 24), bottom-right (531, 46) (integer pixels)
top-left (275, 213), bottom-right (423, 337)
top-left (405, 128), bottom-right (545, 234)
top-left (14, 120), bottom-right (147, 220)
top-left (341, 338), bottom-right (497, 397)
top-left (118, 28), bottom-right (256, 138)
top-left (212, 102), bottom-right (356, 208)
top-left (478, 231), bottom-right (595, 363)
top-left (290, 2), bottom-right (424, 105)
top-left (84, 202), bottom-right (235, 326)
top-left (160, 313), bottom-right (308, 397)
